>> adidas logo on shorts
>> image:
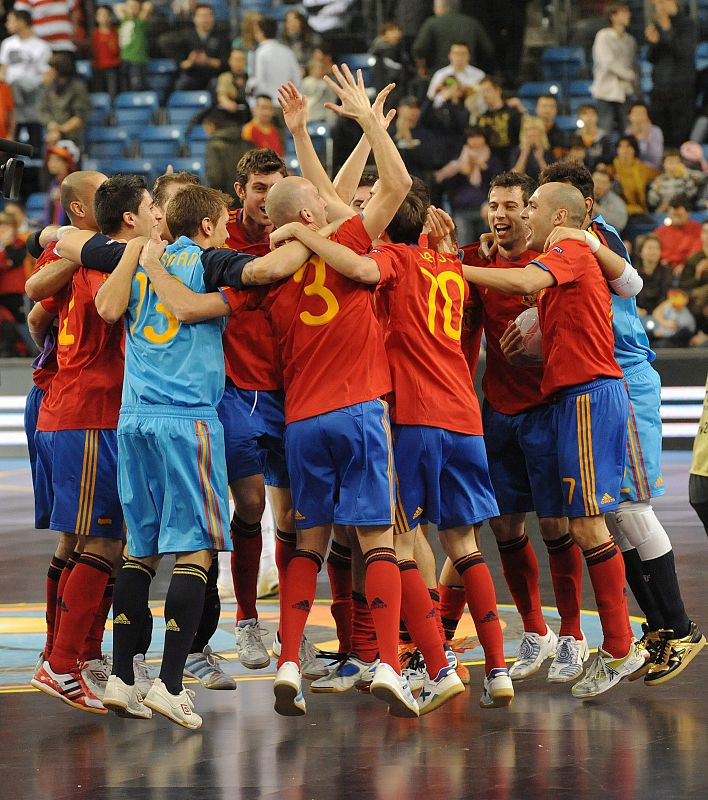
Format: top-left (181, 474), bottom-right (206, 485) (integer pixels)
top-left (166, 618), bottom-right (181, 632)
top-left (600, 493), bottom-right (616, 504)
top-left (412, 507), bottom-right (423, 519)
top-left (295, 511), bottom-right (306, 521)
top-left (292, 599), bottom-right (311, 611)
top-left (114, 613), bottom-right (130, 625)
top-left (370, 597), bottom-right (387, 610)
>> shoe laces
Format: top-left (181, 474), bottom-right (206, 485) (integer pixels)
top-left (241, 621), bottom-right (268, 645)
top-left (401, 649), bottom-right (425, 673)
top-left (555, 637), bottom-right (578, 664)
top-left (299, 635), bottom-right (320, 664)
top-left (518, 633), bottom-right (541, 661)
top-left (133, 655), bottom-right (152, 681)
top-left (653, 630), bottom-right (676, 668)
top-left (181, 687), bottom-right (196, 709)
top-left (585, 653), bottom-right (612, 685)
top-left (202, 646), bottom-right (228, 669)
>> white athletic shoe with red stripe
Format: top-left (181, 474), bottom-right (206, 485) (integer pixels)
top-left (31, 660), bottom-right (107, 714)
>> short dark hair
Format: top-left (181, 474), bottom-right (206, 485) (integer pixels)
top-left (480, 76), bottom-right (502, 91)
top-left (628, 102), bottom-right (648, 115)
top-left (607, 2), bottom-right (629, 21)
top-left (537, 94), bottom-right (558, 104)
top-left (398, 95), bottom-right (420, 108)
top-left (450, 41), bottom-right (470, 51)
top-left (254, 94), bottom-right (274, 104)
top-left (235, 148), bottom-right (287, 188)
top-left (386, 189), bottom-right (427, 245)
top-left (668, 193), bottom-right (692, 211)
top-left (662, 148), bottom-right (681, 161)
top-left (167, 185), bottom-right (231, 239)
top-left (153, 171), bottom-right (200, 208)
top-left (489, 171), bottom-right (537, 205)
top-left (577, 103), bottom-right (598, 116)
top-left (539, 159), bottom-right (595, 201)
top-left (617, 134), bottom-right (639, 156)
top-left (358, 170), bottom-right (378, 188)
top-left (409, 174), bottom-right (431, 207)
top-left (465, 126), bottom-right (487, 143)
top-left (94, 174), bottom-right (147, 235)
top-left (9, 9), bottom-right (32, 27)
top-left (257, 16), bottom-right (278, 40)
top-left (193, 4), bottom-right (214, 14)
top-left (49, 52), bottom-right (76, 78)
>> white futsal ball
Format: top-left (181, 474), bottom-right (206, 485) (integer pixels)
top-left (514, 307), bottom-right (543, 360)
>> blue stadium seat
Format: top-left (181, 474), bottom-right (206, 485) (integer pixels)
top-left (167, 90), bottom-right (211, 109)
top-left (86, 126), bottom-right (131, 143)
top-left (80, 157), bottom-right (100, 172)
top-left (568, 96), bottom-right (593, 115)
top-left (148, 59), bottom-right (177, 75)
top-left (568, 79), bottom-right (593, 97)
top-left (140, 140), bottom-right (180, 159)
top-left (168, 107), bottom-right (202, 127)
top-left (339, 53), bottom-right (377, 84)
top-left (187, 140), bottom-right (207, 158)
top-left (91, 93), bottom-right (111, 113)
top-left (141, 125), bottom-right (183, 143)
top-left (542, 47), bottom-right (585, 81)
top-left (115, 91), bottom-right (160, 111)
top-left (518, 81), bottom-right (562, 99)
top-left (88, 108), bottom-right (107, 127)
top-left (169, 157), bottom-right (205, 178)
top-left (114, 107), bottom-right (153, 127)
top-left (102, 158), bottom-right (155, 178)
top-left (25, 192), bottom-right (47, 221)
top-left (555, 115), bottom-right (578, 132)
top-left (76, 60), bottom-right (92, 80)
top-left (89, 141), bottom-right (127, 159)
top-left (190, 125), bottom-right (208, 141)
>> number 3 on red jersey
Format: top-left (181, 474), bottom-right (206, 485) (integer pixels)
top-left (293, 256), bottom-right (340, 326)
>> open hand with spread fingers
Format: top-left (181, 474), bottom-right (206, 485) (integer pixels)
top-left (372, 83), bottom-right (397, 130)
top-left (277, 81), bottom-right (308, 135)
top-left (323, 64), bottom-right (375, 125)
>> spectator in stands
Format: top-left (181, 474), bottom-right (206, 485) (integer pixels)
top-left (427, 42), bottom-right (484, 108)
top-left (0, 73), bottom-right (15, 141)
top-left (281, 9), bottom-right (321, 73)
top-left (392, 95), bottom-right (439, 183)
top-left (231, 10), bottom-right (262, 75)
top-left (648, 287), bottom-right (696, 347)
top-left (510, 115), bottom-right (553, 182)
top-left (576, 104), bottom-right (614, 170)
top-left (3, 201), bottom-right (30, 236)
top-left (535, 94), bottom-right (567, 159)
top-left (242, 95), bottom-right (284, 156)
top-left (370, 21), bottom-right (411, 106)
top-left (679, 220), bottom-right (708, 313)
top-left (590, 2), bottom-right (637, 134)
top-left (0, 210), bottom-right (29, 328)
top-left (634, 233), bottom-right (673, 315)
top-left (116, 0), bottom-right (152, 92)
top-left (645, 0), bottom-right (697, 147)
top-left (13, 0), bottom-right (76, 53)
top-left (249, 16), bottom-right (301, 103)
top-left (472, 0), bottom-right (528, 90)
top-left (476, 76), bottom-right (521, 167)
top-left (593, 165), bottom-right (628, 232)
top-left (647, 149), bottom-right (704, 213)
top-left (0, 10), bottom-right (51, 151)
top-left (567, 135), bottom-right (589, 164)
top-left (434, 126), bottom-right (502, 245)
top-left (199, 109), bottom-right (250, 199)
top-left (43, 139), bottom-right (78, 226)
top-left (611, 134), bottom-right (658, 217)
top-left (302, 54), bottom-right (337, 123)
top-left (92, 6), bottom-right (121, 100)
top-left (412, 0), bottom-right (494, 78)
top-left (626, 102), bottom-right (664, 169)
top-left (40, 53), bottom-right (91, 150)
top-left (425, 76), bottom-right (473, 164)
top-left (163, 3), bottom-right (229, 92)
top-left (215, 48), bottom-right (252, 126)
top-left (655, 193), bottom-right (703, 273)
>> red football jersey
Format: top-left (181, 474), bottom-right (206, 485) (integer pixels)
top-left (37, 266), bottom-right (125, 431)
top-left (261, 215), bottom-right (390, 424)
top-left (371, 242), bottom-right (481, 435)
top-left (462, 243), bottom-right (545, 415)
top-left (530, 238), bottom-right (622, 399)
top-left (30, 245), bottom-right (62, 392)
top-left (223, 209), bottom-right (281, 390)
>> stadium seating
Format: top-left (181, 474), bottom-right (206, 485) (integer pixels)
top-left (167, 91), bottom-right (211, 109)
top-left (25, 193), bottom-right (47, 224)
top-left (554, 115), bottom-right (578, 132)
top-left (139, 126), bottom-right (184, 159)
top-left (168, 157), bottom-right (206, 179)
top-left (518, 81), bottom-right (562, 99)
top-left (542, 47), bottom-right (586, 82)
top-left (90, 93), bottom-right (111, 114)
top-left (115, 91), bottom-right (160, 112)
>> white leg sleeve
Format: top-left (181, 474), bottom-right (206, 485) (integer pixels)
top-left (218, 550), bottom-right (232, 585)
top-left (605, 511), bottom-right (631, 552)
top-left (260, 492), bottom-right (276, 569)
top-left (612, 502), bottom-right (672, 561)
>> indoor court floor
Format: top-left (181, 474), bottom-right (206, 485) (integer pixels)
top-left (0, 453), bottom-right (706, 800)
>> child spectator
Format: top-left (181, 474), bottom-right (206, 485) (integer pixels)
top-left (510, 115), bottom-right (553, 182)
top-left (680, 221), bottom-right (708, 318)
top-left (593, 165), bottom-right (628, 233)
top-left (116, 0), bottom-right (152, 92)
top-left (611, 134), bottom-right (658, 217)
top-left (655, 194), bottom-right (703, 273)
top-left (92, 6), bottom-right (121, 99)
top-left (648, 288), bottom-right (696, 347)
top-left (567, 135), bottom-right (588, 164)
top-left (648, 149), bottom-right (704, 213)
top-left (215, 48), bottom-right (252, 126)
top-left (242, 95), bottom-right (284, 156)
top-left (634, 233), bottom-right (673, 315)
top-left (43, 139), bottom-right (78, 226)
top-left (0, 210), bottom-right (29, 327)
top-left (3, 201), bottom-right (30, 236)
top-left (302, 54), bottom-right (337, 123)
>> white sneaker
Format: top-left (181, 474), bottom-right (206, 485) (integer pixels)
top-left (143, 678), bottom-right (202, 729)
top-left (399, 647), bottom-right (427, 693)
top-left (274, 661), bottom-right (306, 716)
top-left (81, 656), bottom-right (112, 700)
top-left (256, 564), bottom-right (279, 598)
top-left (133, 653), bottom-right (153, 697)
top-left (571, 642), bottom-right (647, 699)
top-left (370, 662), bottom-right (419, 718)
top-left (31, 660), bottom-right (107, 714)
top-left (235, 619), bottom-right (271, 669)
top-left (417, 665), bottom-right (465, 716)
top-left (480, 667), bottom-right (514, 709)
top-left (272, 631), bottom-right (328, 678)
top-left (310, 655), bottom-right (378, 693)
top-left (103, 674), bottom-right (152, 719)
top-left (184, 645), bottom-right (236, 689)
top-left (548, 635), bottom-right (590, 683)
top-left (217, 581), bottom-right (236, 603)
top-left (508, 627), bottom-right (558, 681)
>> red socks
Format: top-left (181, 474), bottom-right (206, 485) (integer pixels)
top-left (231, 515), bottom-right (262, 622)
top-left (53, 550), bottom-right (80, 655)
top-left (497, 533), bottom-right (546, 635)
top-left (83, 575), bottom-right (115, 662)
top-left (44, 555), bottom-right (66, 659)
top-left (364, 547), bottom-right (401, 672)
top-left (275, 529), bottom-right (296, 583)
top-left (439, 583), bottom-right (466, 642)
top-left (277, 550), bottom-right (322, 668)
top-left (544, 534), bottom-right (583, 640)
top-left (584, 542), bottom-right (633, 658)
top-left (428, 587), bottom-right (446, 644)
top-left (399, 561), bottom-right (448, 678)
top-left (454, 551), bottom-right (506, 674)
top-left (50, 552), bottom-right (112, 674)
top-left (351, 591), bottom-right (378, 662)
top-left (326, 541), bottom-right (353, 653)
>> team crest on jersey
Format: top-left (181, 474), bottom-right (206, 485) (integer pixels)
top-left (552, 246), bottom-right (564, 254)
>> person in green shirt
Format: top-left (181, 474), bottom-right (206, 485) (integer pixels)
top-left (116, 0), bottom-right (152, 91)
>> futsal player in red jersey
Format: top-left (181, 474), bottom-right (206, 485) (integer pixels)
top-left (31, 175), bottom-right (162, 713)
top-left (463, 182), bottom-right (646, 698)
top-left (261, 65), bottom-right (418, 718)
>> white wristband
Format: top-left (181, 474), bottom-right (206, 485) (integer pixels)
top-left (584, 229), bottom-right (601, 253)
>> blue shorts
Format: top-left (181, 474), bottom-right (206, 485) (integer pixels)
top-left (285, 399), bottom-right (394, 529)
top-left (251, 389), bottom-right (290, 489)
top-left (621, 361), bottom-right (664, 502)
top-left (551, 378), bottom-right (629, 518)
top-left (34, 428), bottom-right (123, 538)
top-left (217, 385), bottom-right (266, 484)
top-left (393, 425), bottom-right (499, 532)
top-left (24, 385), bottom-right (50, 528)
top-left (118, 405), bottom-right (232, 558)
top-left (482, 401), bottom-right (564, 519)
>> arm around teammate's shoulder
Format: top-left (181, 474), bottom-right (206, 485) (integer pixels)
top-left (95, 237), bottom-right (146, 324)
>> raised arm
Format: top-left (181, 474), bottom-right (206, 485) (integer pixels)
top-left (95, 237), bottom-right (147, 324)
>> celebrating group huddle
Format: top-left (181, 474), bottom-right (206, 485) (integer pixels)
top-left (25, 66), bottom-right (704, 731)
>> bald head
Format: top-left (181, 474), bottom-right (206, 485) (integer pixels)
top-left (265, 175), bottom-right (327, 230)
top-left (61, 170), bottom-right (108, 230)
top-left (523, 181), bottom-right (587, 251)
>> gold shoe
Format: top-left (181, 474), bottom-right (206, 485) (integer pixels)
top-left (644, 622), bottom-right (706, 686)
